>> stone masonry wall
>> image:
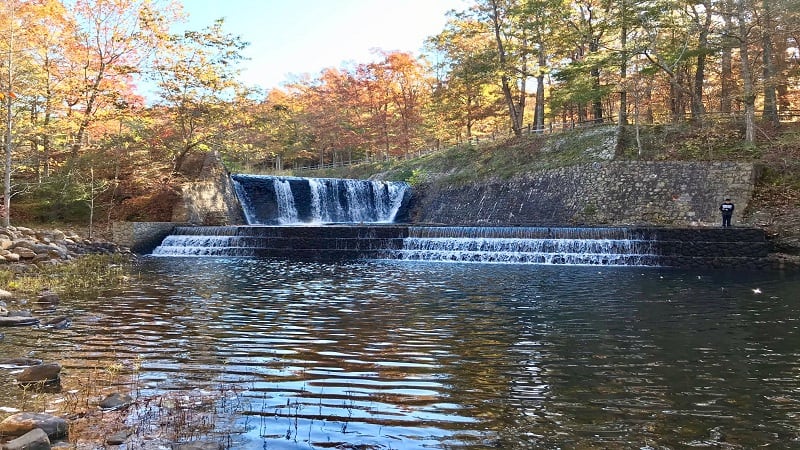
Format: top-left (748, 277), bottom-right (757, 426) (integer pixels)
top-left (111, 221), bottom-right (187, 253)
top-left (413, 161), bottom-right (757, 226)
top-left (171, 151), bottom-right (247, 225)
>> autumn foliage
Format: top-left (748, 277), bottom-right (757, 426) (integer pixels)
top-left (0, 0), bottom-right (798, 227)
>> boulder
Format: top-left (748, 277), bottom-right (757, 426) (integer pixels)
top-left (173, 442), bottom-right (224, 450)
top-left (3, 252), bottom-right (20, 262)
top-left (14, 248), bottom-right (36, 259)
top-left (0, 316), bottom-right (39, 327)
top-left (36, 292), bottom-right (60, 306)
top-left (0, 412), bottom-right (68, 438)
top-left (0, 288), bottom-right (12, 298)
top-left (16, 363), bottom-right (62, 384)
top-left (105, 430), bottom-right (129, 445)
top-left (42, 316), bottom-right (70, 329)
top-left (99, 392), bottom-right (133, 410)
top-left (2, 428), bottom-right (51, 450)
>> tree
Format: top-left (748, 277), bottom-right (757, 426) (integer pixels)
top-left (426, 16), bottom-right (504, 140)
top-left (150, 18), bottom-right (250, 172)
top-left (66, 0), bottom-right (172, 158)
top-left (736, 0), bottom-right (757, 143)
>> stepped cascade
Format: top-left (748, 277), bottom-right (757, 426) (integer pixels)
top-left (150, 176), bottom-right (770, 267)
top-left (231, 174), bottom-right (410, 225)
top-left (386, 226), bottom-right (659, 265)
top-left (152, 225), bottom-right (408, 258)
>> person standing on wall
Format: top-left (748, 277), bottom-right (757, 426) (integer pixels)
top-left (720, 198), bottom-right (735, 227)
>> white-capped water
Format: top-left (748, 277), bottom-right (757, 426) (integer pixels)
top-left (152, 225), bottom-right (660, 266)
top-left (385, 226), bottom-right (659, 266)
top-left (231, 175), bottom-right (409, 224)
top-left (273, 178), bottom-right (299, 224)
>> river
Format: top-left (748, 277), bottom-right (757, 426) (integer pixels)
top-left (2, 258), bottom-right (799, 449)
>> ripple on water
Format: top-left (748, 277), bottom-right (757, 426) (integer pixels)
top-left (1, 260), bottom-right (799, 448)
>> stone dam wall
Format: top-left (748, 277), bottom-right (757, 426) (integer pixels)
top-left (411, 161), bottom-right (758, 227)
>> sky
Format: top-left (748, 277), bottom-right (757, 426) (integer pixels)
top-left (179, 0), bottom-right (467, 90)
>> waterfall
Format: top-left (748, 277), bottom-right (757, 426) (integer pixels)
top-left (231, 175), bottom-right (410, 225)
top-left (384, 226), bottom-right (659, 266)
top-left (152, 225), bottom-right (660, 266)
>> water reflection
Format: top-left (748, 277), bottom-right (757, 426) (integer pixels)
top-left (1, 259), bottom-right (800, 448)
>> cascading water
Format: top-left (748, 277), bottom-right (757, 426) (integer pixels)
top-left (384, 226), bottom-right (659, 266)
top-left (231, 174), bottom-right (410, 225)
top-left (152, 175), bottom-right (658, 265)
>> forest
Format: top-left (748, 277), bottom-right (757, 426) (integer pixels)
top-left (0, 0), bottom-right (798, 229)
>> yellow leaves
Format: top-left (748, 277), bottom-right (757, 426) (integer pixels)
top-left (0, 92), bottom-right (17, 100)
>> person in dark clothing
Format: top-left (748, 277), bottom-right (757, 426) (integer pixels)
top-left (720, 198), bottom-right (734, 227)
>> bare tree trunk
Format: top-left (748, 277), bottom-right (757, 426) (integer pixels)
top-left (590, 37), bottom-right (603, 123)
top-left (761, 0), bottom-right (779, 125)
top-left (738, 0), bottom-right (756, 143)
top-left (616, 2), bottom-right (628, 157)
top-left (691, 2), bottom-right (711, 122)
top-left (3, 17), bottom-right (14, 228)
top-left (720, 0), bottom-right (734, 114)
top-left (533, 48), bottom-right (547, 133)
top-left (490, 0), bottom-right (523, 136)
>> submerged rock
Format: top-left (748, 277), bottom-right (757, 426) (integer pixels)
top-left (99, 393), bottom-right (133, 410)
top-left (2, 428), bottom-right (51, 450)
top-left (105, 430), bottom-right (129, 445)
top-left (0, 316), bottom-right (39, 327)
top-left (36, 292), bottom-right (60, 306)
top-left (42, 316), bottom-right (70, 329)
top-left (0, 412), bottom-right (68, 439)
top-left (16, 362), bottom-right (62, 385)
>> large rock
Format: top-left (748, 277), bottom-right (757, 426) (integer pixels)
top-left (98, 392), bottom-right (133, 410)
top-left (2, 428), bottom-right (51, 450)
top-left (0, 412), bottom-right (68, 438)
top-left (0, 316), bottom-right (39, 327)
top-left (36, 292), bottom-right (60, 306)
top-left (15, 363), bottom-right (62, 384)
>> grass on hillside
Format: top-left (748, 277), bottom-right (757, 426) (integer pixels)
top-left (304, 122), bottom-right (798, 185)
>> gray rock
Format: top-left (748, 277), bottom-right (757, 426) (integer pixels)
top-left (2, 428), bottom-right (51, 450)
top-left (42, 316), bottom-right (70, 329)
top-left (0, 412), bottom-right (68, 438)
top-left (36, 292), bottom-right (60, 306)
top-left (0, 316), bottom-right (39, 327)
top-left (16, 362), bottom-right (62, 384)
top-left (172, 442), bottom-right (224, 450)
top-left (105, 430), bottom-right (129, 445)
top-left (99, 393), bottom-right (133, 410)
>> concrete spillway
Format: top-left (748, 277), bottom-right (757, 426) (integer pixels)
top-left (151, 224), bottom-right (770, 268)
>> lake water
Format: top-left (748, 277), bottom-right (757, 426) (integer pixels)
top-left (2, 258), bottom-right (800, 449)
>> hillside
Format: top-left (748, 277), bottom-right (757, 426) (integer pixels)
top-left (297, 123), bottom-right (800, 256)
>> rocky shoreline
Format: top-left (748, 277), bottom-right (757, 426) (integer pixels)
top-left (0, 226), bottom-right (133, 450)
top-left (0, 226), bottom-right (127, 267)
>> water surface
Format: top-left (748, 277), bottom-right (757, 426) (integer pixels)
top-left (1, 258), bottom-right (799, 448)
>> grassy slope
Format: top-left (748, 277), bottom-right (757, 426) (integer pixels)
top-left (300, 123), bottom-right (800, 254)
